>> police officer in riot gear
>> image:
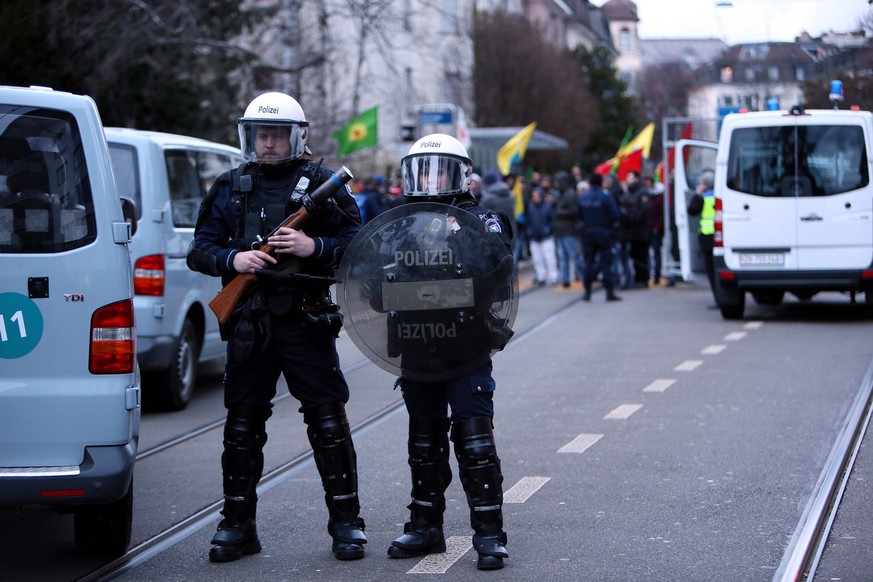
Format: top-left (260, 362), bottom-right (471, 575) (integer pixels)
top-left (188, 92), bottom-right (366, 563)
top-left (385, 134), bottom-right (513, 570)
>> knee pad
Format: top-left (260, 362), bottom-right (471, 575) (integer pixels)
top-left (303, 401), bottom-right (350, 447)
top-left (451, 417), bottom-right (497, 466)
top-left (304, 402), bottom-right (357, 497)
top-left (408, 416), bottom-right (451, 464)
top-left (451, 417), bottom-right (502, 506)
top-left (225, 405), bottom-right (271, 449)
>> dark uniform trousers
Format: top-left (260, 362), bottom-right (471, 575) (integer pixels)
top-left (391, 360), bottom-right (508, 565)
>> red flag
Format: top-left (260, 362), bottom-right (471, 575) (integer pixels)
top-left (594, 158), bottom-right (615, 176)
top-left (616, 148), bottom-right (643, 182)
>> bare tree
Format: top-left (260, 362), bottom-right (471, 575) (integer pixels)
top-left (474, 10), bottom-right (599, 171)
top-left (637, 61), bottom-right (695, 160)
top-left (0, 0), bottom-right (266, 143)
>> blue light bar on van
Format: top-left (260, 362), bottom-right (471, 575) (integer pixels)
top-left (830, 80), bottom-right (844, 103)
top-left (767, 98), bottom-right (779, 111)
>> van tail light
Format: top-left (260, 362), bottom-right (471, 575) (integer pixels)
top-left (713, 196), bottom-right (724, 247)
top-left (134, 254), bottom-right (165, 296)
top-left (89, 299), bottom-right (136, 374)
top-left (862, 270), bottom-right (873, 279)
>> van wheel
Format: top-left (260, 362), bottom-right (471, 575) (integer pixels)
top-left (74, 480), bottom-right (133, 556)
top-left (147, 318), bottom-right (200, 411)
top-left (752, 290), bottom-right (784, 305)
top-left (793, 290), bottom-right (817, 301)
top-left (717, 289), bottom-right (745, 320)
top-left (865, 288), bottom-right (873, 317)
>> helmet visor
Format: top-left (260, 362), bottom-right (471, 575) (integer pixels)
top-left (401, 154), bottom-right (470, 196)
top-left (238, 121), bottom-right (308, 164)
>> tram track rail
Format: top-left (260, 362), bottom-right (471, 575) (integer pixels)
top-left (774, 358), bottom-right (873, 582)
top-left (78, 283), bottom-right (574, 582)
top-left (135, 283), bottom-right (545, 463)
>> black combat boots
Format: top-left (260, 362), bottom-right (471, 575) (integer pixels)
top-left (388, 416), bottom-right (452, 559)
top-left (209, 499), bottom-right (262, 562)
top-left (209, 406), bottom-right (269, 562)
top-left (451, 416), bottom-right (509, 570)
top-left (304, 401), bottom-right (367, 560)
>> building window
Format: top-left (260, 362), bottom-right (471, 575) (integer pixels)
top-left (721, 66), bottom-right (733, 83)
top-left (620, 71), bottom-right (632, 92)
top-left (796, 66), bottom-right (806, 81)
top-left (404, 67), bottom-right (414, 117)
top-left (446, 72), bottom-right (462, 105)
top-left (403, 0), bottom-right (412, 32)
top-left (768, 66), bottom-right (779, 81)
top-left (619, 28), bottom-right (631, 52)
top-left (440, 0), bottom-right (459, 34)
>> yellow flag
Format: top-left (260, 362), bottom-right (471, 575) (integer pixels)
top-left (496, 122), bottom-right (537, 176)
top-left (512, 177), bottom-right (525, 220)
top-left (616, 122), bottom-right (655, 160)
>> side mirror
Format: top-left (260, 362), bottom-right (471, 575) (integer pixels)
top-left (120, 197), bottom-right (138, 236)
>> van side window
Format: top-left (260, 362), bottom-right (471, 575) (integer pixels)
top-left (727, 125), bottom-right (869, 197)
top-left (109, 144), bottom-right (142, 220)
top-left (166, 150), bottom-right (203, 228)
top-left (165, 150), bottom-right (236, 228)
top-left (0, 107), bottom-right (96, 254)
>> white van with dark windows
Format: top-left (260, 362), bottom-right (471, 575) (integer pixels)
top-left (105, 128), bottom-right (242, 410)
top-left (674, 99), bottom-right (873, 319)
top-left (0, 86), bottom-right (140, 555)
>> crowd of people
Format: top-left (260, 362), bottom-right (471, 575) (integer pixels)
top-left (347, 163), bottom-right (667, 302)
top-left (475, 166), bottom-right (666, 299)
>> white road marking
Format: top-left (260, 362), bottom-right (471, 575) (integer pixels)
top-left (604, 403), bottom-right (643, 420)
top-left (701, 344), bottom-right (726, 355)
top-left (674, 360), bottom-right (703, 371)
top-left (504, 476), bottom-right (551, 503)
top-left (558, 433), bottom-right (603, 454)
top-left (724, 331), bottom-right (746, 341)
top-left (644, 378), bottom-right (676, 393)
top-left (744, 321), bottom-right (763, 329)
top-left (407, 535), bottom-right (471, 574)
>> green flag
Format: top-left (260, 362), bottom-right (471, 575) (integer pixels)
top-left (333, 107), bottom-right (378, 156)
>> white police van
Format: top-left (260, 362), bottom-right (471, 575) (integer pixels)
top-left (673, 83), bottom-right (873, 319)
top-left (0, 86), bottom-right (139, 555)
top-left (105, 128), bottom-right (242, 410)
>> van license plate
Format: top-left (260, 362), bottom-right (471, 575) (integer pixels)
top-left (738, 253), bottom-right (785, 266)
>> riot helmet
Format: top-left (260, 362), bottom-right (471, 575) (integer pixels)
top-left (401, 134), bottom-right (472, 197)
top-left (238, 92), bottom-right (309, 164)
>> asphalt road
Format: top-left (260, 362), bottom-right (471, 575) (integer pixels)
top-left (2, 276), bottom-right (872, 582)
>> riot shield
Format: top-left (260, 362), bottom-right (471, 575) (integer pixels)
top-left (337, 202), bottom-right (518, 381)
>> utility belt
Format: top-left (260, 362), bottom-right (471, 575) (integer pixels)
top-left (223, 272), bottom-right (344, 361)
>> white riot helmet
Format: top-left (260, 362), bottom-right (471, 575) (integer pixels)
top-left (401, 133), bottom-right (473, 197)
top-left (238, 92), bottom-right (309, 164)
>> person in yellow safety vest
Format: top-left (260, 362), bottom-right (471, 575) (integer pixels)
top-left (687, 170), bottom-right (717, 306)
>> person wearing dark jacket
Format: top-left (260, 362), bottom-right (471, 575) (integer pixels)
top-left (620, 171), bottom-right (652, 288)
top-left (644, 176), bottom-right (665, 285)
top-left (578, 173), bottom-right (622, 302)
top-left (385, 134), bottom-right (513, 571)
top-left (188, 92), bottom-right (367, 563)
top-left (553, 171), bottom-right (584, 287)
top-left (480, 172), bottom-right (518, 257)
top-left (525, 186), bottom-right (559, 286)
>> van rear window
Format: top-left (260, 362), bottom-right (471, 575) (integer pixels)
top-left (0, 107), bottom-right (97, 253)
top-left (727, 124), bottom-right (869, 197)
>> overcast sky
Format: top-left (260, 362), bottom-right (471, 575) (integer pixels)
top-left (591, 0), bottom-right (871, 45)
